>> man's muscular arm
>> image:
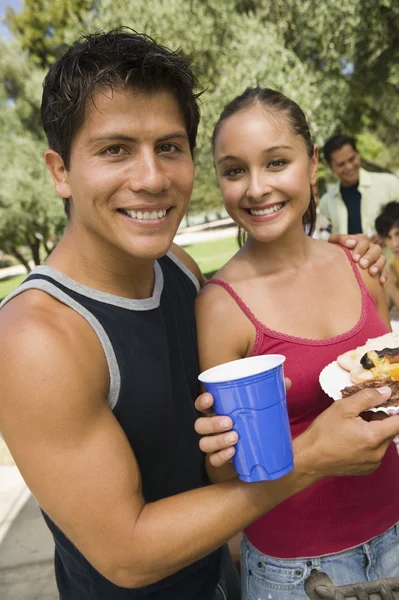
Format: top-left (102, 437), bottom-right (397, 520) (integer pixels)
top-left (2, 293), bottom-right (399, 589)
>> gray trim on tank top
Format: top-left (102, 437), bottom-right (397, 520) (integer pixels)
top-left (27, 262), bottom-right (164, 310)
top-left (0, 280), bottom-right (121, 410)
top-left (166, 250), bottom-right (200, 292)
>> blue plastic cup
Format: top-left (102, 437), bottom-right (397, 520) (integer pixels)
top-left (198, 355), bottom-right (293, 483)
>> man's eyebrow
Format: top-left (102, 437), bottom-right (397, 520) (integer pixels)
top-left (87, 132), bottom-right (189, 145)
top-left (217, 145), bottom-right (292, 164)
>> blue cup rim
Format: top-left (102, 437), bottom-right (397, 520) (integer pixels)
top-left (198, 354), bottom-right (286, 384)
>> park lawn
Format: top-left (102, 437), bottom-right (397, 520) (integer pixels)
top-left (183, 236), bottom-right (238, 279)
top-left (0, 237), bottom-right (238, 299)
top-left (0, 275), bottom-right (27, 299)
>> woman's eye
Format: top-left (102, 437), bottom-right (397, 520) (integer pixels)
top-left (225, 167), bottom-right (244, 177)
top-left (268, 159), bottom-right (286, 168)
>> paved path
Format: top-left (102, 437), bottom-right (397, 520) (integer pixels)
top-left (0, 496), bottom-right (57, 599)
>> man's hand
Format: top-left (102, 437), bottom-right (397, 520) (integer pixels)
top-left (196, 386), bottom-right (399, 478)
top-left (297, 386), bottom-right (399, 479)
top-left (329, 233), bottom-right (387, 284)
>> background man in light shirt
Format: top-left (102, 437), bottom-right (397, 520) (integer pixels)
top-left (320, 134), bottom-right (399, 236)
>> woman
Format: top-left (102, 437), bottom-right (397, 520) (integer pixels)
top-left (195, 88), bottom-right (399, 599)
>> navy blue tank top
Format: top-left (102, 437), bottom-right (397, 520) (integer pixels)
top-left (1, 252), bottom-right (221, 599)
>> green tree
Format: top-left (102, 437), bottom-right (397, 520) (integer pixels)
top-left (4, 0), bottom-right (94, 68)
top-left (0, 41), bottom-right (66, 270)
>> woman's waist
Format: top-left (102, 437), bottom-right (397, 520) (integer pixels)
top-left (245, 444), bottom-right (399, 546)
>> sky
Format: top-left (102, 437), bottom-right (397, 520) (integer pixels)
top-left (0, 0), bottom-right (22, 40)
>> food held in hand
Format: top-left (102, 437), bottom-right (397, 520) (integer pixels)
top-left (340, 380), bottom-right (399, 407)
top-left (337, 332), bottom-right (399, 385)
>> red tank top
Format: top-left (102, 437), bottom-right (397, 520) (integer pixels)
top-left (209, 246), bottom-right (399, 558)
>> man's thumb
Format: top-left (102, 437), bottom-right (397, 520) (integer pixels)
top-left (344, 386), bottom-right (391, 415)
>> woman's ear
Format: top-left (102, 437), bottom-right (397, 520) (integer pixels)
top-left (44, 150), bottom-right (72, 199)
top-left (310, 146), bottom-right (319, 186)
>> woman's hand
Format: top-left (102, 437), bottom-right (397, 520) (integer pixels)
top-left (328, 233), bottom-right (386, 284)
top-left (194, 393), bottom-right (238, 467)
top-left (194, 378), bottom-right (292, 468)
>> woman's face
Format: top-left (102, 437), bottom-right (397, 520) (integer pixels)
top-left (213, 103), bottom-right (318, 243)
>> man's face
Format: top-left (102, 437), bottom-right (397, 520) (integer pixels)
top-left (329, 144), bottom-right (361, 187)
top-left (384, 224), bottom-right (399, 257)
top-left (48, 87), bottom-right (194, 264)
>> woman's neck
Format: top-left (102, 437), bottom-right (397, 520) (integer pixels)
top-left (241, 223), bottom-right (314, 276)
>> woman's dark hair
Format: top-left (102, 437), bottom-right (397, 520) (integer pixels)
top-left (323, 134), bottom-right (357, 165)
top-left (41, 28), bottom-right (202, 215)
top-left (375, 201), bottom-right (399, 237)
top-left (212, 87), bottom-right (317, 244)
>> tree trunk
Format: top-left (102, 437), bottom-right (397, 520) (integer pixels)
top-left (43, 239), bottom-right (52, 257)
top-left (8, 249), bottom-right (31, 273)
top-left (29, 240), bottom-right (41, 266)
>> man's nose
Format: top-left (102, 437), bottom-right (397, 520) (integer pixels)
top-left (128, 150), bottom-right (170, 194)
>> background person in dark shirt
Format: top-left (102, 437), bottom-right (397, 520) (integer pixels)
top-left (319, 134), bottom-right (399, 236)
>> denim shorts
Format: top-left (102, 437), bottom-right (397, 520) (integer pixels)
top-left (241, 523), bottom-right (399, 600)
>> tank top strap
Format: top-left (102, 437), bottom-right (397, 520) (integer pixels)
top-left (207, 278), bottom-right (262, 329)
top-left (339, 244), bottom-right (375, 306)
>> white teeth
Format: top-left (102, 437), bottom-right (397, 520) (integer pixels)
top-left (249, 203), bottom-right (284, 216)
top-left (125, 209), bottom-right (167, 220)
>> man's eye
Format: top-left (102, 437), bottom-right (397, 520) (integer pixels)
top-left (104, 146), bottom-right (124, 155)
top-left (158, 143), bottom-right (177, 153)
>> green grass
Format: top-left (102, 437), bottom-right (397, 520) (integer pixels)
top-left (0, 238), bottom-right (238, 298)
top-left (184, 236), bottom-right (238, 279)
top-left (0, 275), bottom-right (27, 299)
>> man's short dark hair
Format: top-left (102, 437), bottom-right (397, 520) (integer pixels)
top-left (323, 134), bottom-right (357, 165)
top-left (41, 28), bottom-right (201, 170)
top-left (375, 201), bottom-right (399, 237)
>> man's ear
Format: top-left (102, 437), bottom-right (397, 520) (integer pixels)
top-left (44, 150), bottom-right (72, 199)
top-left (310, 146), bottom-right (319, 186)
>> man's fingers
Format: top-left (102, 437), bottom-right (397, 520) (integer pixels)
top-left (359, 247), bottom-right (385, 275)
top-left (373, 415), bottom-right (399, 445)
top-left (329, 233), bottom-right (356, 248)
top-left (199, 431), bottom-right (238, 455)
top-left (343, 234), bottom-right (369, 261)
top-left (367, 255), bottom-right (386, 277)
top-left (342, 386), bottom-right (392, 416)
top-left (194, 415), bottom-right (233, 435)
top-left (194, 392), bottom-right (214, 413)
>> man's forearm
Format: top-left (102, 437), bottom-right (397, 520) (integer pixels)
top-left (109, 434), bottom-right (316, 588)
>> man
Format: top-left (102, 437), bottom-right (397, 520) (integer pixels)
top-left (0, 30), bottom-right (398, 600)
top-left (320, 134), bottom-right (399, 236)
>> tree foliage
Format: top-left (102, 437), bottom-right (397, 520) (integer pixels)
top-left (0, 0), bottom-right (398, 252)
top-left (4, 0), bottom-right (94, 68)
top-left (0, 40), bottom-right (66, 270)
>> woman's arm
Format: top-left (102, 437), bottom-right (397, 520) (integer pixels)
top-left (358, 263), bottom-right (391, 329)
top-left (195, 283), bottom-right (252, 482)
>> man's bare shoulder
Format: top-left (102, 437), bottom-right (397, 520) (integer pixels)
top-left (169, 243), bottom-right (206, 287)
top-left (0, 289), bottom-right (109, 403)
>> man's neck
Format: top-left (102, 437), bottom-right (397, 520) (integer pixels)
top-left (46, 230), bottom-right (157, 300)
